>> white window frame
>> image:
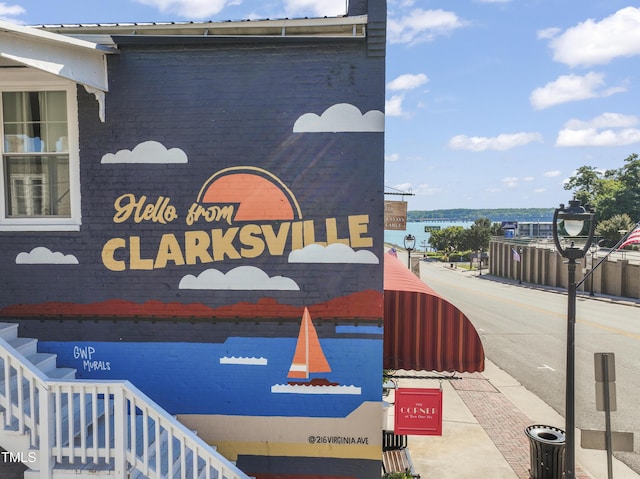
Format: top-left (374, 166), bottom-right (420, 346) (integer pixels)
top-left (0, 69), bottom-right (81, 231)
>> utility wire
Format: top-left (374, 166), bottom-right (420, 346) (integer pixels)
top-left (576, 219), bottom-right (640, 289)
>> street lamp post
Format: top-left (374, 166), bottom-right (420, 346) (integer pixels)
top-left (404, 234), bottom-right (416, 270)
top-left (552, 199), bottom-right (595, 479)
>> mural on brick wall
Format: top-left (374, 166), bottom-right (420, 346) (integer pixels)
top-left (1, 79), bottom-right (384, 477)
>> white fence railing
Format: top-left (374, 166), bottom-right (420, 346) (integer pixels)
top-left (0, 336), bottom-right (251, 479)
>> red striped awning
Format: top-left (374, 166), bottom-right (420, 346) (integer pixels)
top-left (383, 254), bottom-right (485, 373)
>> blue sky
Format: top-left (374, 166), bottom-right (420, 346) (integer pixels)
top-left (3, 0), bottom-right (640, 210)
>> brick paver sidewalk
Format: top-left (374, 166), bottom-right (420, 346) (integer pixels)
top-left (452, 372), bottom-right (590, 479)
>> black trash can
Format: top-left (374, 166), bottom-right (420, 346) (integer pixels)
top-left (524, 425), bottom-right (565, 479)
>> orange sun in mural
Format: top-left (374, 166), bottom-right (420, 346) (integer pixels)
top-left (197, 166), bottom-right (302, 221)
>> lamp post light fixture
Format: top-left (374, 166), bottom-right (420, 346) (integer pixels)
top-left (404, 234), bottom-right (416, 269)
top-left (552, 199), bottom-right (595, 479)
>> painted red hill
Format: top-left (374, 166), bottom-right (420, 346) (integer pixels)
top-left (0, 290), bottom-right (382, 321)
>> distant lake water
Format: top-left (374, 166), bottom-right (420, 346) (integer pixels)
top-left (384, 221), bottom-right (473, 250)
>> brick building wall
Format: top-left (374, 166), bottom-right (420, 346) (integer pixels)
top-left (0, 4), bottom-right (386, 478)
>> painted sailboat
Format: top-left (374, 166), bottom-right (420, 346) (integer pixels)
top-left (271, 307), bottom-right (361, 395)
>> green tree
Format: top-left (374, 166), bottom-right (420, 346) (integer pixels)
top-left (428, 226), bottom-right (464, 252)
top-left (595, 213), bottom-right (636, 247)
top-left (564, 153), bottom-right (640, 223)
top-left (462, 218), bottom-right (492, 252)
top-left (614, 153), bottom-right (640, 221)
top-left (563, 165), bottom-right (602, 207)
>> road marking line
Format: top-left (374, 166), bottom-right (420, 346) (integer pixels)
top-left (537, 364), bottom-right (556, 371)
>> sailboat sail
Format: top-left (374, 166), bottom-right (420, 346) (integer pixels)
top-left (287, 307), bottom-right (331, 379)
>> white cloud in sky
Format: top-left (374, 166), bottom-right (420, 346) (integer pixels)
top-left (385, 95), bottom-right (405, 117)
top-left (387, 73), bottom-right (429, 91)
top-left (548, 7), bottom-right (640, 67)
top-left (0, 2), bottom-right (24, 22)
top-left (388, 9), bottom-right (467, 45)
top-left (288, 243), bottom-right (379, 264)
top-left (544, 170), bottom-right (562, 177)
top-left (392, 182), bottom-right (413, 193)
top-left (564, 112), bottom-right (638, 130)
top-left (392, 182), bottom-right (440, 196)
top-left (134, 0), bottom-right (239, 18)
top-left (533, 188), bottom-right (547, 194)
top-left (385, 153), bottom-right (400, 162)
top-left (101, 140), bottom-right (188, 164)
top-left (502, 177), bottom-right (519, 188)
top-left (556, 128), bottom-right (640, 147)
top-left (530, 72), bottom-right (626, 110)
top-left (537, 27), bottom-right (561, 40)
top-left (556, 112), bottom-right (640, 147)
top-left (283, 0), bottom-right (346, 17)
top-left (179, 266), bottom-right (299, 290)
top-left (16, 247), bottom-right (79, 265)
top-left (448, 132), bottom-right (543, 151)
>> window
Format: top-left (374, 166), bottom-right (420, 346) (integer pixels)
top-left (0, 73), bottom-right (80, 231)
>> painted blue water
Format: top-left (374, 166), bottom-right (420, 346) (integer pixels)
top-left (41, 336), bottom-right (382, 418)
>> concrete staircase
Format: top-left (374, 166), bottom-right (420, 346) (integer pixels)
top-left (0, 322), bottom-right (251, 479)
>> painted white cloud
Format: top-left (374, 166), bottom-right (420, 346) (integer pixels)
top-left (179, 266), bottom-right (299, 290)
top-left (387, 73), bottom-right (429, 91)
top-left (556, 112), bottom-right (640, 147)
top-left (448, 132), bottom-right (543, 151)
top-left (388, 8), bottom-right (467, 45)
top-left (101, 140), bottom-right (188, 164)
top-left (288, 243), bottom-right (379, 264)
top-left (548, 7), bottom-right (640, 67)
top-left (530, 72), bottom-right (626, 110)
top-left (293, 103), bottom-right (384, 133)
top-left (16, 247), bottom-right (79, 265)
top-left (133, 0), bottom-right (236, 19)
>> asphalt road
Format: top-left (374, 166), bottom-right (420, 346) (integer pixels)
top-left (417, 260), bottom-right (640, 474)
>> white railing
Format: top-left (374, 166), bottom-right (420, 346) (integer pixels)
top-left (0, 337), bottom-right (251, 479)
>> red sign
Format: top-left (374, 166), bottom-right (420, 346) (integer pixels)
top-left (394, 388), bottom-right (443, 436)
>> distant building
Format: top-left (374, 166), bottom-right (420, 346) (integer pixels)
top-left (516, 222), bottom-right (554, 238)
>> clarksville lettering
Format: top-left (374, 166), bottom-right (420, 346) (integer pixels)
top-left (101, 215), bottom-right (373, 272)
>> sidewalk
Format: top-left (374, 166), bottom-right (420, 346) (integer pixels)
top-left (384, 362), bottom-right (640, 479)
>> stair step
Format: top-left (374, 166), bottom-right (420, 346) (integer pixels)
top-left (26, 352), bottom-right (58, 374)
top-left (0, 322), bottom-right (19, 341)
top-left (7, 337), bottom-right (38, 358)
top-left (47, 368), bottom-right (77, 380)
